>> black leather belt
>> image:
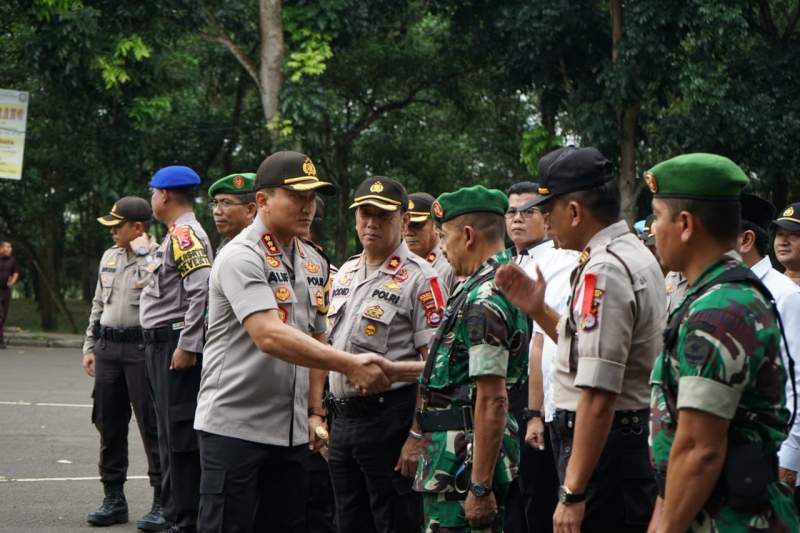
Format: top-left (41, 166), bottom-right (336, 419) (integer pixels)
top-left (416, 405), bottom-right (474, 432)
top-left (142, 324), bottom-right (183, 343)
top-left (93, 323), bottom-right (143, 343)
top-left (326, 385), bottom-right (415, 419)
top-left (553, 408), bottom-right (648, 431)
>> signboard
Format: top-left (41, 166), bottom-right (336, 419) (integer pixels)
top-left (0, 89), bottom-right (30, 180)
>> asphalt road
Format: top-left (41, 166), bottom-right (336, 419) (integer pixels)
top-left (0, 346), bottom-right (152, 532)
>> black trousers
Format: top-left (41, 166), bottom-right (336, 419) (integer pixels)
top-left (92, 337), bottom-right (161, 487)
top-left (550, 410), bottom-right (655, 533)
top-left (145, 331), bottom-right (202, 529)
top-left (197, 431), bottom-right (309, 533)
top-left (0, 288), bottom-right (9, 343)
top-left (328, 385), bottom-right (421, 533)
top-left (306, 451), bottom-right (336, 533)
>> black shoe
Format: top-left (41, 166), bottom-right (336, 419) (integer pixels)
top-left (137, 488), bottom-right (169, 531)
top-left (87, 482), bottom-right (128, 526)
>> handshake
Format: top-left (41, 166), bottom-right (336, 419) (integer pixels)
top-left (344, 354), bottom-right (425, 395)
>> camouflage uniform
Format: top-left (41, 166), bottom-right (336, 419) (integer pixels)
top-left (414, 249), bottom-right (529, 533)
top-left (650, 254), bottom-right (799, 532)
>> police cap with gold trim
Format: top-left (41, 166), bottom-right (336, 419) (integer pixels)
top-left (256, 151), bottom-right (337, 195)
top-left (644, 153), bottom-right (749, 200)
top-left (408, 192), bottom-right (436, 222)
top-left (773, 202), bottom-right (800, 232)
top-left (208, 173), bottom-right (256, 198)
top-left (528, 146), bottom-right (614, 207)
top-left (97, 196), bottom-right (152, 227)
top-left (432, 185), bottom-right (508, 224)
top-left (349, 176), bottom-right (408, 212)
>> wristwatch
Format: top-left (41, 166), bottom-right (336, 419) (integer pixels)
top-left (522, 408), bottom-right (542, 421)
top-left (469, 481), bottom-right (492, 497)
top-left (558, 484), bottom-right (586, 505)
top-left (308, 407), bottom-right (327, 420)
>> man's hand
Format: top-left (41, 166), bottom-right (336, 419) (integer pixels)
top-left (525, 416), bottom-right (546, 451)
top-left (394, 436), bottom-right (422, 478)
top-left (309, 414), bottom-right (329, 455)
top-left (345, 354), bottom-right (390, 394)
top-left (170, 348), bottom-right (197, 370)
top-left (465, 491), bottom-right (497, 528)
top-left (82, 352), bottom-right (96, 377)
top-left (779, 467), bottom-right (797, 487)
top-left (553, 501), bottom-right (586, 533)
top-left (495, 263), bottom-right (547, 318)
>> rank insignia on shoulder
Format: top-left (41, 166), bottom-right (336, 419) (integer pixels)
top-left (275, 287), bottom-right (291, 302)
top-left (579, 248), bottom-right (591, 265)
top-left (426, 252), bottom-right (436, 263)
top-left (262, 233), bottom-right (279, 255)
top-left (365, 323), bottom-right (378, 336)
top-left (387, 256), bottom-right (401, 270)
top-left (277, 307), bottom-right (288, 323)
top-left (305, 261), bottom-right (320, 273)
top-left (366, 305), bottom-right (384, 319)
top-left (393, 268), bottom-right (409, 282)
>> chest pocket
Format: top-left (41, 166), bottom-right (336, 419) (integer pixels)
top-left (351, 303), bottom-right (399, 354)
top-left (100, 273), bottom-right (114, 303)
top-left (555, 316), bottom-right (576, 373)
top-left (129, 286), bottom-right (143, 307)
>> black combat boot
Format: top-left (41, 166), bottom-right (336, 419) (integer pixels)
top-left (87, 481), bottom-right (129, 526)
top-left (137, 486), bottom-right (169, 531)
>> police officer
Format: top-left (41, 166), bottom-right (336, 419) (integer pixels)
top-left (207, 172), bottom-right (257, 249)
top-left (194, 151), bottom-right (396, 532)
top-left (140, 166), bottom-right (213, 533)
top-left (322, 176), bottom-right (445, 533)
top-left (405, 192), bottom-right (457, 291)
top-left (774, 202), bottom-right (800, 286)
top-left (495, 147), bottom-right (666, 533)
top-left (412, 186), bottom-right (529, 532)
top-left (646, 154), bottom-right (799, 531)
top-left (83, 197), bottom-right (167, 531)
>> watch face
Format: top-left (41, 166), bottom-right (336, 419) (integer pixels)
top-left (470, 482), bottom-right (490, 497)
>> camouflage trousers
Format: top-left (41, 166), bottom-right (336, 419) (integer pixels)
top-left (422, 484), bottom-right (509, 533)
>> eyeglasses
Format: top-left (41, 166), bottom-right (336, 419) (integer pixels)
top-left (209, 199), bottom-right (246, 210)
top-left (504, 207), bottom-right (541, 220)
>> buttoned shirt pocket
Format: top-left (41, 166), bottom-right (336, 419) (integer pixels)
top-left (555, 316), bottom-right (574, 373)
top-left (351, 303), bottom-right (398, 354)
top-left (100, 274), bottom-right (114, 304)
top-left (129, 287), bottom-right (143, 307)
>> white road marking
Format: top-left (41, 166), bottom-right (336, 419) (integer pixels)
top-left (0, 401), bottom-right (91, 408)
top-left (0, 476), bottom-right (149, 483)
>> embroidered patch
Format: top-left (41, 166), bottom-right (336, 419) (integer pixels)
top-left (366, 305), bottom-right (384, 319)
top-left (384, 281), bottom-right (401, 290)
top-left (315, 289), bottom-right (324, 307)
top-left (365, 323), bottom-right (377, 336)
top-left (303, 158), bottom-right (316, 176)
top-left (275, 287), bottom-right (291, 302)
top-left (170, 226), bottom-right (210, 278)
top-left (393, 268), bottom-right (409, 282)
top-left (432, 201), bottom-right (444, 219)
top-left (305, 262), bottom-right (320, 273)
top-left (262, 233), bottom-right (279, 255)
top-left (426, 252), bottom-right (436, 263)
top-left (232, 175), bottom-right (245, 189)
top-left (427, 310), bottom-right (442, 327)
top-left (266, 256), bottom-right (281, 268)
top-left (370, 181), bottom-right (384, 193)
top-left (387, 256), bottom-right (401, 270)
top-left (277, 307), bottom-right (288, 323)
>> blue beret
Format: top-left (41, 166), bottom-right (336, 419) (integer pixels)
top-left (149, 165), bottom-right (201, 189)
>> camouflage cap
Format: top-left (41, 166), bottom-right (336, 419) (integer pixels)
top-left (432, 185), bottom-right (508, 224)
top-left (645, 153), bottom-right (749, 200)
top-left (208, 173), bottom-right (256, 198)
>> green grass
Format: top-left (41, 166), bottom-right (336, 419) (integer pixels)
top-left (5, 298), bottom-right (91, 334)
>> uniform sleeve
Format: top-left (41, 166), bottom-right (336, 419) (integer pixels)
top-left (573, 261), bottom-right (636, 394)
top-left (82, 258), bottom-right (105, 354)
top-left (218, 248), bottom-right (278, 323)
top-left (778, 291), bottom-right (800, 472)
top-left (465, 291), bottom-right (511, 378)
top-left (412, 274), bottom-right (444, 349)
top-left (173, 229), bottom-right (212, 354)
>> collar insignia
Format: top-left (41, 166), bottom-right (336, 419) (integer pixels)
top-left (262, 233), bottom-right (280, 256)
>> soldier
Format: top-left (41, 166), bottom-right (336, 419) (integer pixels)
top-left (406, 192), bottom-right (457, 291)
top-left (495, 147), bottom-right (666, 533)
top-left (412, 185), bottom-right (529, 532)
top-left (504, 181), bottom-right (575, 533)
top-left (140, 166), bottom-right (213, 533)
top-left (644, 154), bottom-right (799, 531)
top-left (0, 239), bottom-right (18, 349)
top-left (320, 176), bottom-right (445, 533)
top-left (82, 197), bottom-right (166, 531)
top-left (774, 202), bottom-right (800, 286)
top-left (207, 172), bottom-right (257, 249)
top-left (193, 151), bottom-right (392, 532)
top-left (738, 193), bottom-right (800, 494)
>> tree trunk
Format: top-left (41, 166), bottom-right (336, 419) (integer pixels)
top-left (333, 143), bottom-right (352, 263)
top-left (259, 0), bottom-right (284, 123)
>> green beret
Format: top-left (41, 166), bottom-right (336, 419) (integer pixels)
top-left (208, 173), bottom-right (256, 198)
top-left (432, 185), bottom-right (508, 224)
top-left (644, 153), bottom-right (749, 200)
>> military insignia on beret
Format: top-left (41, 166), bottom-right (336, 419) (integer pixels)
top-left (370, 181), bottom-right (384, 193)
top-left (432, 201), bottom-right (444, 218)
top-left (304, 261), bottom-right (320, 273)
top-left (232, 175), bottom-right (245, 189)
top-left (364, 324), bottom-right (378, 336)
top-left (393, 268), bottom-right (409, 282)
top-left (277, 307), bottom-right (288, 323)
top-left (275, 287), bottom-right (291, 302)
top-left (262, 233), bottom-right (279, 255)
top-left (366, 305), bottom-right (384, 319)
top-left (387, 256), bottom-right (401, 270)
top-left (644, 171), bottom-right (658, 193)
top-left (266, 256), bottom-right (281, 268)
top-left (785, 206), bottom-right (795, 217)
top-left (303, 158), bottom-right (317, 176)
top-left (426, 252), bottom-right (436, 263)
top-left (408, 200), bottom-right (415, 210)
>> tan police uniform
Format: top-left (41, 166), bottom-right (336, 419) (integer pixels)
top-left (664, 270), bottom-right (688, 316)
top-left (551, 219), bottom-right (666, 528)
top-left (139, 211), bottom-right (213, 530)
top-left (423, 243), bottom-right (456, 293)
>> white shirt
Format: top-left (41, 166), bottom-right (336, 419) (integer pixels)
top-left (751, 256), bottom-right (800, 479)
top-left (516, 240), bottom-right (578, 422)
